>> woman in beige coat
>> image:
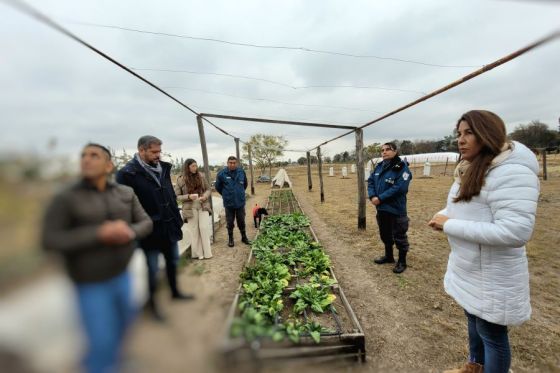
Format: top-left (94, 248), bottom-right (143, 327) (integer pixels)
top-left (174, 159), bottom-right (213, 260)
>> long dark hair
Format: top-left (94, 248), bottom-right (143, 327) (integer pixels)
top-left (182, 158), bottom-right (204, 194)
top-left (454, 110), bottom-right (506, 203)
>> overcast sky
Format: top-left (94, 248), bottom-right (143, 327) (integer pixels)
top-left (1, 0), bottom-right (559, 165)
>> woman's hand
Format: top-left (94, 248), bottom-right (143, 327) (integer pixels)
top-left (428, 214), bottom-right (449, 231)
top-left (370, 197), bottom-right (380, 206)
top-left (189, 194), bottom-right (199, 200)
top-left (199, 196), bottom-right (207, 202)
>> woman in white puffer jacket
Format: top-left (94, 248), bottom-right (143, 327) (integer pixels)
top-left (429, 110), bottom-right (540, 373)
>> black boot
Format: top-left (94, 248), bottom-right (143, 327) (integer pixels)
top-left (147, 297), bottom-right (166, 322)
top-left (241, 231), bottom-right (251, 245)
top-left (393, 250), bottom-right (407, 274)
top-left (374, 246), bottom-right (395, 264)
top-left (228, 232), bottom-right (235, 247)
top-left (167, 263), bottom-right (195, 301)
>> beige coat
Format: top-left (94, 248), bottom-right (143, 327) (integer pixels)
top-left (174, 173), bottom-right (212, 220)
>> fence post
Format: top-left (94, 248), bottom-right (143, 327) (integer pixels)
top-left (542, 149), bottom-right (548, 181)
top-left (306, 151), bottom-right (313, 191)
top-left (248, 144), bottom-right (255, 195)
top-left (317, 147), bottom-right (325, 203)
top-left (197, 115), bottom-right (215, 242)
top-left (355, 129), bottom-right (366, 230)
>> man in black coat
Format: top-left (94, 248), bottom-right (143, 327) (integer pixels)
top-left (117, 135), bottom-right (193, 321)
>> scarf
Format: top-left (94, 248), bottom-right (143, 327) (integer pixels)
top-left (135, 153), bottom-right (162, 186)
top-left (453, 142), bottom-right (513, 184)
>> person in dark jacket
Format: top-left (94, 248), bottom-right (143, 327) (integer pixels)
top-left (367, 142), bottom-right (412, 273)
top-left (116, 135), bottom-right (193, 322)
top-left (214, 156), bottom-right (250, 247)
top-left (42, 143), bottom-right (153, 373)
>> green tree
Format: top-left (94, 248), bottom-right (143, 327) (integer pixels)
top-left (509, 121), bottom-right (558, 149)
top-left (242, 134), bottom-right (288, 176)
top-left (399, 140), bottom-right (414, 155)
top-left (109, 148), bottom-right (133, 172)
top-left (364, 143), bottom-right (381, 161)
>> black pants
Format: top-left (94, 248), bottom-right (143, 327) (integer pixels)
top-left (376, 211), bottom-right (410, 252)
top-left (226, 206), bottom-right (246, 234)
top-left (143, 240), bottom-right (180, 298)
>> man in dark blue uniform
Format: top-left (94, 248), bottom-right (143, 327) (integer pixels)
top-left (215, 156), bottom-right (250, 247)
top-left (367, 142), bottom-right (412, 273)
top-left (117, 135), bottom-right (193, 321)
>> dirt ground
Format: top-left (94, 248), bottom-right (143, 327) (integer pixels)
top-left (124, 154), bottom-right (559, 373)
top-left (124, 185), bottom-right (270, 373)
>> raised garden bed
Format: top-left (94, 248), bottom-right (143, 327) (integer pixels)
top-left (221, 188), bottom-right (365, 367)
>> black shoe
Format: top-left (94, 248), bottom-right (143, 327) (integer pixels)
top-left (228, 235), bottom-right (235, 247)
top-left (393, 262), bottom-right (407, 274)
top-left (241, 236), bottom-right (251, 245)
top-left (172, 292), bottom-right (195, 301)
top-left (374, 256), bottom-right (395, 264)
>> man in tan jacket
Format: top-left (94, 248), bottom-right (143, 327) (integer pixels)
top-left (42, 143), bottom-right (152, 373)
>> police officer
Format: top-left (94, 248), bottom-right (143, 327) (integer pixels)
top-left (215, 156), bottom-right (250, 247)
top-left (367, 142), bottom-right (412, 273)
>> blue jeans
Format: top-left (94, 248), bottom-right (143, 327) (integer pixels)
top-left (465, 310), bottom-right (511, 373)
top-left (76, 271), bottom-right (135, 373)
top-left (144, 241), bottom-right (180, 297)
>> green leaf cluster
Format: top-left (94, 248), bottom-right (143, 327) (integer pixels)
top-left (231, 210), bottom-right (337, 345)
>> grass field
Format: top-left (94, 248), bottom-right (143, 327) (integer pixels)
top-left (1, 154), bottom-right (558, 372)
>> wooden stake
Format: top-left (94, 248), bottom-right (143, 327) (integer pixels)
top-left (248, 144), bottom-right (255, 195)
top-left (542, 149), bottom-right (548, 181)
top-left (355, 129), bottom-right (366, 230)
top-left (197, 115), bottom-right (216, 242)
top-left (317, 147), bottom-right (325, 203)
top-left (306, 151), bottom-right (313, 191)
top-left (235, 138), bottom-right (240, 163)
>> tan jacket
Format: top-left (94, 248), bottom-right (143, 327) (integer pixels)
top-left (174, 173), bottom-right (212, 220)
top-left (42, 180), bottom-right (153, 283)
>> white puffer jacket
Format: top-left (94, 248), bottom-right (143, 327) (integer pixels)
top-left (441, 141), bottom-right (540, 326)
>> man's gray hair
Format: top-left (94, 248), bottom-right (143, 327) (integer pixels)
top-left (137, 135), bottom-right (162, 150)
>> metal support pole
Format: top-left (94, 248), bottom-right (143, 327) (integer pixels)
top-left (355, 129), bottom-right (366, 230)
top-left (248, 144), bottom-right (255, 195)
top-left (306, 151), bottom-right (313, 191)
top-left (317, 147), bottom-right (325, 203)
top-left (197, 115), bottom-right (216, 242)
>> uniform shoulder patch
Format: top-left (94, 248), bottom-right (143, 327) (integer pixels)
top-left (402, 172), bottom-right (410, 181)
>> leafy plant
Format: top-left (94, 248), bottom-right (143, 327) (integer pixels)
top-left (290, 279), bottom-right (336, 315)
top-left (231, 210), bottom-right (336, 345)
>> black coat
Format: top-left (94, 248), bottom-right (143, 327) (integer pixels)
top-left (116, 157), bottom-right (183, 249)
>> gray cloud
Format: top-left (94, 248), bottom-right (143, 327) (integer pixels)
top-left (1, 0), bottom-right (559, 166)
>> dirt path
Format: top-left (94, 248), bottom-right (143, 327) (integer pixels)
top-left (124, 163), bottom-right (560, 373)
top-left (289, 165), bottom-right (560, 373)
top-left (125, 185), bottom-right (269, 373)
top-left (292, 187), bottom-right (455, 372)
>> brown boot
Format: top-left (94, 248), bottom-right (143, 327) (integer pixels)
top-left (443, 362), bottom-right (484, 373)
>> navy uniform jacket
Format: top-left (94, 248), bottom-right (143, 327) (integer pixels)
top-left (116, 157), bottom-right (183, 248)
top-left (367, 156), bottom-right (412, 216)
top-left (215, 167), bottom-right (248, 209)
